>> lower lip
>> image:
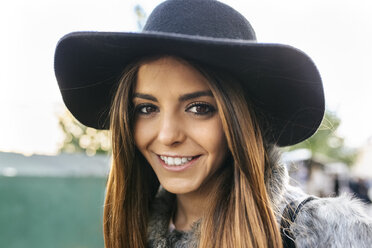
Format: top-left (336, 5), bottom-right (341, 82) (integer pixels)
top-left (157, 155), bottom-right (200, 172)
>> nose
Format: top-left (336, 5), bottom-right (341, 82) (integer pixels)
top-left (157, 112), bottom-right (185, 146)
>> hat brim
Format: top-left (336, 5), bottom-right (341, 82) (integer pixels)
top-left (54, 31), bottom-right (324, 146)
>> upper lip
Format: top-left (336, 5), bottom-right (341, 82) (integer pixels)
top-left (157, 153), bottom-right (199, 158)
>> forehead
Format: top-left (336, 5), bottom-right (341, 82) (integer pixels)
top-left (135, 56), bottom-right (211, 93)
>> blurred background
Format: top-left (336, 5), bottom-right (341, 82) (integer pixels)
top-left (1, 0), bottom-right (371, 247)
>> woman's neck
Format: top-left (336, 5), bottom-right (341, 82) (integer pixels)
top-left (172, 163), bottom-right (231, 231)
top-left (173, 190), bottom-right (207, 231)
top-left (172, 171), bottom-right (222, 231)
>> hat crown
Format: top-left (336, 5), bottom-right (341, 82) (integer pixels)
top-left (143, 0), bottom-right (256, 41)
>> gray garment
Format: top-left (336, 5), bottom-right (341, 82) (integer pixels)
top-left (147, 148), bottom-right (372, 248)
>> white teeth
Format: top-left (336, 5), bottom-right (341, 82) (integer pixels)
top-left (174, 158), bottom-right (181, 165)
top-left (160, 155), bottom-right (195, 166)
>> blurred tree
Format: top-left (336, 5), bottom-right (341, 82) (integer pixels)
top-left (58, 110), bottom-right (111, 156)
top-left (286, 110), bottom-right (357, 166)
top-left (134, 4), bottom-right (147, 30)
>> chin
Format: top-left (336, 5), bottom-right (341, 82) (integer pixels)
top-left (161, 180), bottom-right (200, 195)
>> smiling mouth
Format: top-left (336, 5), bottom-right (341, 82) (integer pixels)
top-left (158, 155), bottom-right (201, 166)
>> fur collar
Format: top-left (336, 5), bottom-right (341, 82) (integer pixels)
top-left (147, 146), bottom-right (372, 247)
top-left (147, 190), bottom-right (200, 248)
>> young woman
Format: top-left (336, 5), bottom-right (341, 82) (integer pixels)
top-left (54, 0), bottom-right (372, 247)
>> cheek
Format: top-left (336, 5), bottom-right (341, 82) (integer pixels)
top-left (189, 117), bottom-right (227, 158)
top-left (134, 119), bottom-right (154, 151)
top-left (210, 126), bottom-right (228, 163)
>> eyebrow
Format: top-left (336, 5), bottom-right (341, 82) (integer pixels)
top-left (133, 90), bottom-right (214, 102)
top-left (133, 93), bottom-right (157, 102)
top-left (179, 90), bottom-right (213, 101)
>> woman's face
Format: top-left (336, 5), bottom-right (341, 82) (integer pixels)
top-left (133, 56), bottom-right (228, 195)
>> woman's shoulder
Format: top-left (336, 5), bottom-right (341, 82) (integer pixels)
top-left (285, 187), bottom-right (372, 247)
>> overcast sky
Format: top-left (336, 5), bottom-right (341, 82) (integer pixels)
top-left (1, 0), bottom-right (371, 155)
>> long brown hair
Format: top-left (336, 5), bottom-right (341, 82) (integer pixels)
top-left (194, 63), bottom-right (282, 248)
top-left (103, 56), bottom-right (282, 248)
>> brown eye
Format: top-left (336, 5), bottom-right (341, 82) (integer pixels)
top-left (186, 102), bottom-right (216, 115)
top-left (194, 105), bottom-right (209, 113)
top-left (136, 104), bottom-right (158, 115)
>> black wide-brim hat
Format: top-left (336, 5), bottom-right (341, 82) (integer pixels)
top-left (54, 0), bottom-right (324, 147)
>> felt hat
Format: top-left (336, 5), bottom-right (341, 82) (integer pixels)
top-left (54, 0), bottom-right (324, 147)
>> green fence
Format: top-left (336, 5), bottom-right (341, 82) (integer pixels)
top-left (0, 176), bottom-right (106, 248)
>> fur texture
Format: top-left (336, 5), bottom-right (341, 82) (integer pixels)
top-left (291, 193), bottom-right (372, 248)
top-left (147, 147), bottom-right (372, 247)
top-left (147, 190), bottom-right (200, 248)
